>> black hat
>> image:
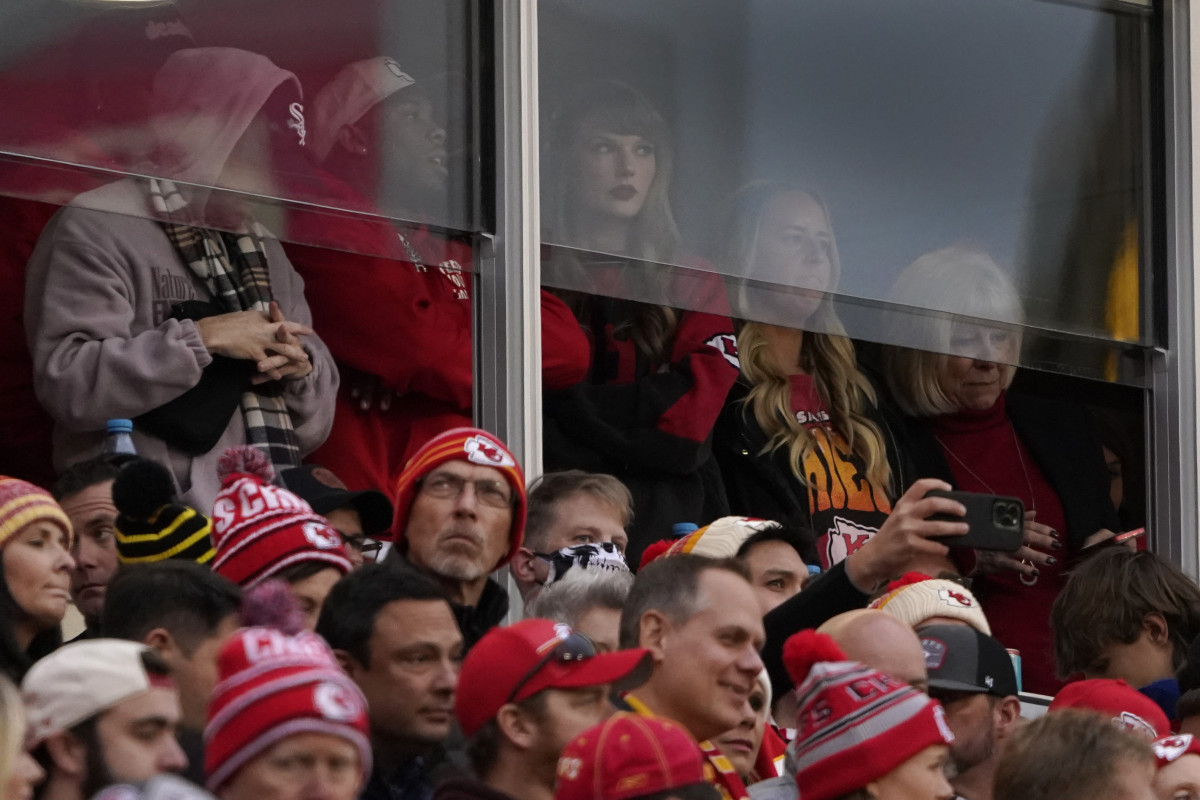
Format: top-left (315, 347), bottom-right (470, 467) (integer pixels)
top-left (919, 624), bottom-right (1018, 698)
top-left (112, 457), bottom-right (215, 565)
top-left (280, 466), bottom-right (393, 537)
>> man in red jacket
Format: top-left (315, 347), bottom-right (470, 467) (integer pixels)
top-left (285, 57), bottom-right (589, 497)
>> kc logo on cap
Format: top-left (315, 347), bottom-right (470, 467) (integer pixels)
top-left (465, 434), bottom-right (516, 467)
top-left (1155, 734), bottom-right (1193, 761)
top-left (938, 588), bottom-right (974, 608)
top-left (314, 681), bottom-right (364, 721)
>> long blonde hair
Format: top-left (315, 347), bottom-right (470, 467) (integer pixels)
top-left (544, 81), bottom-right (682, 364)
top-left (720, 182), bottom-right (891, 491)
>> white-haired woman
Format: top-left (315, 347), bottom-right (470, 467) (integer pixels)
top-left (713, 182), bottom-right (960, 576)
top-left (541, 81), bottom-right (739, 563)
top-left (881, 245), bottom-right (1118, 695)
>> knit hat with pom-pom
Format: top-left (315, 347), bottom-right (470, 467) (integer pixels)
top-left (204, 623), bottom-right (370, 791)
top-left (113, 458), bottom-right (215, 565)
top-left (782, 630), bottom-right (955, 800)
top-left (210, 447), bottom-right (350, 588)
top-left (868, 572), bottom-right (991, 635)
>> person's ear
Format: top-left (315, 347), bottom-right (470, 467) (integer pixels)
top-left (44, 731), bottom-right (87, 778)
top-left (1144, 612), bottom-right (1171, 648)
top-left (337, 123), bottom-right (369, 157)
top-left (496, 703), bottom-right (538, 752)
top-left (995, 696), bottom-right (1022, 740)
top-left (143, 627), bottom-right (176, 656)
top-left (511, 547), bottom-right (539, 583)
top-left (638, 610), bottom-right (670, 662)
top-left (333, 649), bottom-right (364, 678)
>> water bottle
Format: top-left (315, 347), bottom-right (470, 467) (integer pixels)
top-left (102, 419), bottom-right (137, 458)
top-left (672, 522), bottom-right (699, 539)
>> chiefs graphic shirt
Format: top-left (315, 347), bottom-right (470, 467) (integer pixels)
top-left (789, 374), bottom-right (892, 569)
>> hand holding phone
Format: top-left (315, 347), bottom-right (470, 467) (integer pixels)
top-left (926, 490), bottom-right (1025, 552)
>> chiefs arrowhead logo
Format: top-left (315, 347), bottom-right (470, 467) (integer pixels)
top-left (705, 333), bottom-right (740, 369)
top-left (464, 434), bottom-right (515, 468)
top-left (314, 681), bottom-right (363, 721)
top-left (938, 588), bottom-right (974, 608)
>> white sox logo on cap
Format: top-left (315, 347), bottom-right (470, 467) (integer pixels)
top-left (314, 681), bottom-right (363, 721)
top-left (464, 435), bottom-right (515, 468)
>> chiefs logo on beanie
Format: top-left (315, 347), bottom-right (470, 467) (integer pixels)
top-left (390, 428), bottom-right (526, 566)
top-left (204, 626), bottom-right (371, 791)
top-left (211, 447), bottom-right (351, 587)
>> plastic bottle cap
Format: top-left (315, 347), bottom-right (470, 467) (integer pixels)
top-left (672, 522), bottom-right (699, 538)
top-left (105, 419), bottom-right (134, 433)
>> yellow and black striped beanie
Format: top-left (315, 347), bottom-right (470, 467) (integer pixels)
top-left (112, 458), bottom-right (215, 565)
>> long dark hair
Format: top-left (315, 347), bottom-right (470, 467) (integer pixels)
top-left (0, 556), bottom-right (64, 682)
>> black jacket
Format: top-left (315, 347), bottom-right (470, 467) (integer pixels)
top-left (885, 391), bottom-right (1119, 550)
top-left (713, 378), bottom-right (913, 527)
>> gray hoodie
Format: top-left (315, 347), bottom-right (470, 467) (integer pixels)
top-left (25, 48), bottom-right (337, 510)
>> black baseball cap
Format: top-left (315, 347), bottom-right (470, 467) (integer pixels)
top-left (280, 465), bottom-right (393, 537)
top-left (919, 624), bottom-right (1018, 698)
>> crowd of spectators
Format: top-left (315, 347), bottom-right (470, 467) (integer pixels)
top-left (0, 4), bottom-right (1173, 800)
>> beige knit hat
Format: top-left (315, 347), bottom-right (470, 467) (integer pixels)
top-left (869, 572), bottom-right (991, 634)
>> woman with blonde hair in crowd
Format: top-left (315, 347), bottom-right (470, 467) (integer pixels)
top-left (541, 81), bottom-right (739, 563)
top-left (881, 245), bottom-right (1118, 695)
top-left (714, 181), bottom-right (957, 576)
top-left (0, 674), bottom-right (44, 800)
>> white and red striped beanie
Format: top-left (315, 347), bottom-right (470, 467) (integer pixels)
top-left (211, 447), bottom-right (351, 587)
top-left (783, 630), bottom-right (954, 800)
top-left (204, 626), bottom-right (371, 790)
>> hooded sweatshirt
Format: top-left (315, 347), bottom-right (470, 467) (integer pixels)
top-left (25, 47), bottom-right (337, 511)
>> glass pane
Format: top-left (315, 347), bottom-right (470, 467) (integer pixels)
top-left (538, 0), bottom-right (1152, 383)
top-left (0, 0), bottom-right (484, 516)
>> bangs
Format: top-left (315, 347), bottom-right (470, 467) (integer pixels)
top-left (556, 82), bottom-right (670, 146)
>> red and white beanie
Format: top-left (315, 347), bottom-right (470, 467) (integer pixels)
top-left (783, 630), bottom-right (954, 800)
top-left (204, 626), bottom-right (371, 791)
top-left (390, 427), bottom-right (526, 565)
top-left (211, 447), bottom-right (351, 587)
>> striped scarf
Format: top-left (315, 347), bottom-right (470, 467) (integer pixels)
top-left (149, 179), bottom-right (301, 471)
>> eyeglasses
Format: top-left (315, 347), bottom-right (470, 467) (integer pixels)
top-left (506, 631), bottom-right (597, 703)
top-left (338, 533), bottom-right (383, 562)
top-left (419, 473), bottom-right (514, 509)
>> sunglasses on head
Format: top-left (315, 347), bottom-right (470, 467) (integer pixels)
top-left (506, 630), bottom-right (597, 703)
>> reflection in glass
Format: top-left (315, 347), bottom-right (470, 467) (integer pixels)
top-left (714, 182), bottom-right (908, 572)
top-left (542, 82), bottom-right (739, 563)
top-left (878, 246), bottom-right (1120, 697)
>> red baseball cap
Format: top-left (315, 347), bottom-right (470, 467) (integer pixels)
top-left (555, 712), bottom-right (708, 800)
top-left (455, 619), bottom-right (652, 738)
top-left (1154, 734), bottom-right (1200, 768)
top-left (1049, 679), bottom-right (1170, 739)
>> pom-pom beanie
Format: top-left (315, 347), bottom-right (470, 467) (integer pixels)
top-left (204, 626), bottom-right (370, 790)
top-left (211, 447), bottom-right (350, 587)
top-left (113, 458), bottom-right (215, 565)
top-left (782, 630), bottom-right (955, 800)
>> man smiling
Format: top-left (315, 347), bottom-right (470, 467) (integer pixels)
top-left (384, 428), bottom-right (526, 650)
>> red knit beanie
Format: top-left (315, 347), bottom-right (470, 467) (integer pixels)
top-left (390, 427), bottom-right (526, 566)
top-left (204, 626), bottom-right (371, 791)
top-left (782, 631), bottom-right (955, 800)
top-left (211, 448), bottom-right (351, 587)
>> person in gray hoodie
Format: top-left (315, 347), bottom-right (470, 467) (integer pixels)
top-left (25, 47), bottom-right (338, 511)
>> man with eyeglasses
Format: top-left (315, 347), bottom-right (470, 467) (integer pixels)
top-left (438, 618), bottom-right (651, 800)
top-left (384, 427), bottom-right (527, 650)
top-left (283, 464), bottom-right (393, 568)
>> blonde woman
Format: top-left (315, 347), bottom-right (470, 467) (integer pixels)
top-left (541, 82), bottom-right (739, 563)
top-left (0, 675), bottom-right (43, 800)
top-left (881, 245), bottom-right (1118, 695)
top-left (714, 182), bottom-right (951, 576)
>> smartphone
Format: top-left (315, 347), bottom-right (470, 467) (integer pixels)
top-left (926, 490), bottom-right (1025, 552)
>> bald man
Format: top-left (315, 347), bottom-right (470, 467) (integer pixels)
top-left (773, 609), bottom-right (928, 726)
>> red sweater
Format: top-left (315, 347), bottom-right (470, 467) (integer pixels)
top-left (930, 393), bottom-right (1068, 695)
